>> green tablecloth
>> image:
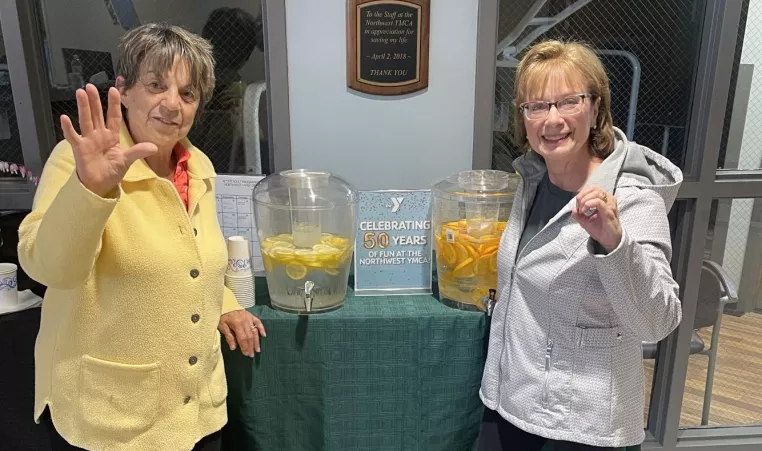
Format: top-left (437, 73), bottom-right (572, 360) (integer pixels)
top-left (221, 278), bottom-right (488, 451)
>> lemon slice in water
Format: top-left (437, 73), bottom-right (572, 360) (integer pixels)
top-left (271, 247), bottom-right (295, 264)
top-left (295, 249), bottom-right (319, 262)
top-left (286, 263), bottom-right (308, 280)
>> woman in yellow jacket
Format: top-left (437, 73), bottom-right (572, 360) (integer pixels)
top-left (18, 24), bottom-right (264, 451)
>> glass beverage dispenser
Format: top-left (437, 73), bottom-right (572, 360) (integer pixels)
top-left (253, 170), bottom-right (358, 313)
top-left (431, 170), bottom-right (518, 311)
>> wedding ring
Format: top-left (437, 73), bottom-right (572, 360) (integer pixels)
top-left (602, 192), bottom-right (608, 203)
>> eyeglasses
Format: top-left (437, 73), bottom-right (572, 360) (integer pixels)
top-left (519, 94), bottom-right (591, 120)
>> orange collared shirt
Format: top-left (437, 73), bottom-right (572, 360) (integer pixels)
top-left (172, 144), bottom-right (191, 211)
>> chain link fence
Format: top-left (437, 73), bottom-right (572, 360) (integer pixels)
top-left (682, 0), bottom-right (762, 427)
top-left (189, 6), bottom-right (266, 174)
top-left (675, 196), bottom-right (762, 428)
top-left (46, 48), bottom-right (114, 146)
top-left (718, 0), bottom-right (749, 170)
top-left (493, 0), bottom-right (703, 172)
top-left (39, 3), bottom-right (266, 175)
top-left (719, 0), bottom-right (762, 171)
top-left (0, 25), bottom-right (25, 178)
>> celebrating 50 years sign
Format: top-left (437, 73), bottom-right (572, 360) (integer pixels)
top-left (354, 190), bottom-right (432, 295)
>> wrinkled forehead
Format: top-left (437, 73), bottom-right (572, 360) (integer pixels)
top-left (521, 61), bottom-right (588, 102)
top-left (138, 52), bottom-right (194, 87)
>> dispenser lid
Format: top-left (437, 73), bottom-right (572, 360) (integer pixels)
top-left (253, 169), bottom-right (358, 211)
top-left (431, 170), bottom-right (519, 203)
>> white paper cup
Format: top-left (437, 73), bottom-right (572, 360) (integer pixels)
top-left (226, 282), bottom-right (255, 293)
top-left (227, 236), bottom-right (252, 275)
top-left (0, 263), bottom-right (19, 307)
top-left (225, 272), bottom-right (255, 308)
top-left (229, 290), bottom-right (255, 308)
top-left (225, 278), bottom-right (255, 291)
top-left (225, 269), bottom-right (254, 278)
top-left (225, 275), bottom-right (254, 284)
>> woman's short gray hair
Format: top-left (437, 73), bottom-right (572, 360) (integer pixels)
top-left (116, 23), bottom-right (216, 112)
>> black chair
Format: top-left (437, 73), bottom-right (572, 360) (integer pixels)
top-left (642, 259), bottom-right (739, 425)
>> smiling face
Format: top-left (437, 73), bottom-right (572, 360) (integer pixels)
top-left (118, 58), bottom-right (199, 151)
top-left (522, 70), bottom-right (599, 164)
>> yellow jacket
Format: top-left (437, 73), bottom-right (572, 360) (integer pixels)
top-left (18, 123), bottom-right (242, 450)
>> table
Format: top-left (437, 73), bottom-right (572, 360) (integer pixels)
top-left (221, 278), bottom-right (489, 451)
top-left (0, 212), bottom-right (51, 450)
top-left (0, 307), bottom-right (52, 451)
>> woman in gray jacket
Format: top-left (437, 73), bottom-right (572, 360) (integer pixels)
top-left (478, 40), bottom-right (683, 450)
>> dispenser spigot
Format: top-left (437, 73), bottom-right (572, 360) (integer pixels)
top-left (303, 280), bottom-right (315, 312)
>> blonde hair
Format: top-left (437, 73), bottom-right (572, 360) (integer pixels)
top-left (514, 40), bottom-right (615, 158)
top-left (116, 23), bottom-right (216, 113)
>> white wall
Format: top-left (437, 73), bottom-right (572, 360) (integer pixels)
top-left (39, 0), bottom-right (266, 87)
top-left (285, 0), bottom-right (479, 190)
top-left (738, 0), bottom-right (762, 172)
top-left (723, 0), bottom-right (762, 288)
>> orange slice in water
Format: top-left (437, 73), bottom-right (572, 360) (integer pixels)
top-left (489, 252), bottom-right (498, 272)
top-left (453, 242), bottom-right (469, 264)
top-left (438, 242), bottom-right (457, 266)
top-left (453, 257), bottom-right (475, 278)
top-left (462, 242), bottom-right (480, 261)
top-left (479, 244), bottom-right (499, 256)
top-left (474, 254), bottom-right (492, 275)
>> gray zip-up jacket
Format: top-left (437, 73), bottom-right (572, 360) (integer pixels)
top-left (480, 128), bottom-right (683, 447)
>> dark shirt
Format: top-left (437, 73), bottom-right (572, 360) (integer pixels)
top-left (517, 173), bottom-right (576, 256)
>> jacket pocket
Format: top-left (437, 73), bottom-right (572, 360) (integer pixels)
top-left (79, 355), bottom-right (160, 436)
top-left (207, 332), bottom-right (228, 407)
top-left (576, 326), bottom-right (622, 348)
top-left (541, 340), bottom-right (573, 431)
top-left (571, 326), bottom-right (619, 436)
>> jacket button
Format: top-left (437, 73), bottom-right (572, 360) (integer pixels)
top-left (189, 356), bottom-right (198, 365)
top-left (191, 314), bottom-right (200, 323)
top-left (193, 228), bottom-right (198, 236)
top-left (183, 396), bottom-right (191, 404)
top-left (190, 269), bottom-right (199, 278)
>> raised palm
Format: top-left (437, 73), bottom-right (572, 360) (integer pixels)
top-left (60, 84), bottom-right (157, 197)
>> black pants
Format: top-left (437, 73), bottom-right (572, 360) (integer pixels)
top-left (41, 408), bottom-right (222, 451)
top-left (478, 408), bottom-right (622, 451)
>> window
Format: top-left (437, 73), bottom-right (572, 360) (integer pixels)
top-left (0, 2), bottom-right (48, 210)
top-left (493, 0), bottom-right (762, 447)
top-left (677, 198), bottom-right (762, 428)
top-left (718, 0), bottom-right (762, 171)
top-left (0, 23), bottom-right (24, 178)
top-left (35, 0), bottom-right (270, 175)
top-left (492, 0), bottom-right (705, 174)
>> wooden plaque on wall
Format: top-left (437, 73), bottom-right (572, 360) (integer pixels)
top-left (347, 0), bottom-right (430, 96)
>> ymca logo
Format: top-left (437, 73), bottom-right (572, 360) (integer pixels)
top-left (390, 197), bottom-right (404, 213)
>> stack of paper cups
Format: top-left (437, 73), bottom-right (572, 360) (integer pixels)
top-left (0, 263), bottom-right (19, 308)
top-left (224, 236), bottom-right (255, 308)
